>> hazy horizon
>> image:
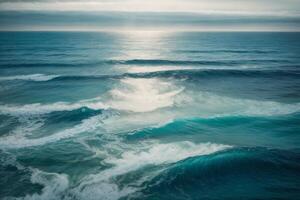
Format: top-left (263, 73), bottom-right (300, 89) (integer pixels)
top-left (0, 0), bottom-right (300, 31)
top-left (1, 1), bottom-right (300, 200)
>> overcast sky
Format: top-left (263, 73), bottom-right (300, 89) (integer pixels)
top-left (1, 0), bottom-right (300, 14)
top-left (0, 0), bottom-right (300, 31)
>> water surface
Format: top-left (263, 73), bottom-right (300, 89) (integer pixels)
top-left (0, 31), bottom-right (300, 200)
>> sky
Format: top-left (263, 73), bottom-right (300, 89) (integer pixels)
top-left (0, 0), bottom-right (300, 31)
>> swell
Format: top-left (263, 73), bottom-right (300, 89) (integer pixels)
top-left (0, 100), bottom-right (109, 116)
top-left (175, 49), bottom-right (278, 54)
top-left (0, 74), bottom-right (59, 82)
top-left (139, 147), bottom-right (300, 200)
top-left (128, 68), bottom-right (300, 79)
top-left (1, 86), bottom-right (300, 117)
top-left (21, 69), bottom-right (300, 82)
top-left (0, 152), bottom-right (68, 200)
top-left (126, 113), bottom-right (300, 150)
top-left (0, 58), bottom-right (294, 68)
top-left (106, 59), bottom-right (293, 66)
top-left (0, 113), bottom-right (108, 149)
top-left (128, 113), bottom-right (300, 139)
top-left (0, 152), bottom-right (43, 198)
top-left (72, 141), bottom-right (231, 200)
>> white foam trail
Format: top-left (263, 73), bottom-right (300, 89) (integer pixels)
top-left (9, 117), bottom-right (44, 139)
top-left (1, 154), bottom-right (69, 200)
top-left (108, 141), bottom-right (230, 166)
top-left (0, 100), bottom-right (108, 116)
top-left (0, 78), bottom-right (183, 115)
top-left (1, 151), bottom-right (69, 200)
top-left (99, 90), bottom-right (300, 134)
top-left (18, 170), bottom-right (69, 200)
top-left (101, 110), bottom-right (177, 133)
top-left (1, 77), bottom-right (299, 124)
top-left (72, 182), bottom-right (136, 200)
top-left (0, 151), bottom-right (26, 171)
top-left (0, 74), bottom-right (59, 82)
top-left (76, 141), bottom-right (230, 200)
top-left (108, 78), bottom-right (184, 112)
top-left (0, 115), bottom-right (105, 149)
top-left (180, 91), bottom-right (300, 117)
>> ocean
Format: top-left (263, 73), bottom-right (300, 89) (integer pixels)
top-left (0, 31), bottom-right (300, 200)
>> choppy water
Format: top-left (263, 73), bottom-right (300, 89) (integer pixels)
top-left (0, 31), bottom-right (300, 200)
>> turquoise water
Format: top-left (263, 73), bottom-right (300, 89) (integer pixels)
top-left (0, 31), bottom-right (300, 199)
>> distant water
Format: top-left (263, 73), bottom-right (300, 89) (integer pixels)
top-left (0, 31), bottom-right (300, 200)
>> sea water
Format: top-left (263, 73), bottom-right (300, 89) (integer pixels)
top-left (0, 31), bottom-right (300, 199)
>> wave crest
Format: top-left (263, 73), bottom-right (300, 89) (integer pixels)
top-left (0, 74), bottom-right (59, 82)
top-left (75, 141), bottom-right (230, 200)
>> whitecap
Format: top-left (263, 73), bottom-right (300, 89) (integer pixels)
top-left (0, 100), bottom-right (108, 116)
top-left (180, 90), bottom-right (300, 117)
top-left (18, 170), bottom-right (69, 200)
top-left (1, 78), bottom-right (299, 138)
top-left (107, 78), bottom-right (184, 112)
top-left (1, 154), bottom-right (68, 200)
top-left (0, 74), bottom-right (59, 82)
top-left (108, 141), bottom-right (230, 167)
top-left (75, 141), bottom-right (230, 200)
top-left (72, 182), bottom-right (135, 200)
top-left (0, 114), bottom-right (106, 149)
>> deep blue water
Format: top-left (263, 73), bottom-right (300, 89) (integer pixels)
top-left (0, 31), bottom-right (300, 200)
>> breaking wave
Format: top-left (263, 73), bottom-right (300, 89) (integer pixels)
top-left (74, 141), bottom-right (230, 200)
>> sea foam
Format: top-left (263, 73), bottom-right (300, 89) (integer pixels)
top-left (2, 77), bottom-right (299, 117)
top-left (0, 74), bottom-right (59, 82)
top-left (0, 114), bottom-right (105, 149)
top-left (0, 101), bottom-right (108, 116)
top-left (108, 141), bottom-right (231, 166)
top-left (108, 78), bottom-right (183, 112)
top-left (74, 141), bottom-right (230, 200)
top-left (21, 170), bottom-right (69, 200)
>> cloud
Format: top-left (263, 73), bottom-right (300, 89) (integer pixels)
top-left (0, 0), bottom-right (299, 14)
top-left (0, 0), bottom-right (299, 31)
top-left (0, 11), bottom-right (299, 31)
